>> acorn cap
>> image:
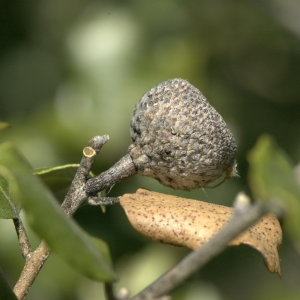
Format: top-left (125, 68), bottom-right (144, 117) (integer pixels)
top-left (128, 78), bottom-right (237, 190)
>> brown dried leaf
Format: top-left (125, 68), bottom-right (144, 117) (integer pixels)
top-left (119, 189), bottom-right (282, 274)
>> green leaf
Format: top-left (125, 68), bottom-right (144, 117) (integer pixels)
top-left (35, 164), bottom-right (79, 176)
top-left (248, 135), bottom-right (300, 248)
top-left (0, 167), bottom-right (20, 218)
top-left (0, 142), bottom-right (115, 281)
top-left (35, 164), bottom-right (79, 195)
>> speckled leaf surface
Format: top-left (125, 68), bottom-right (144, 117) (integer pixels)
top-left (120, 188), bottom-right (282, 274)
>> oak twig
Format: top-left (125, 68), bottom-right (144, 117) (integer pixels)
top-left (13, 135), bottom-right (109, 300)
top-left (61, 135), bottom-right (109, 215)
top-left (86, 154), bottom-right (136, 194)
top-left (13, 241), bottom-right (49, 299)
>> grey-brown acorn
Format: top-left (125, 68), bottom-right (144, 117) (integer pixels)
top-left (86, 78), bottom-right (237, 194)
top-left (128, 78), bottom-right (237, 189)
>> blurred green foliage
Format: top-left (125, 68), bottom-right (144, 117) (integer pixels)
top-left (248, 135), bottom-right (300, 250)
top-left (1, 0), bottom-right (300, 299)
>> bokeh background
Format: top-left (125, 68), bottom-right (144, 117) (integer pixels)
top-left (1, 0), bottom-right (300, 299)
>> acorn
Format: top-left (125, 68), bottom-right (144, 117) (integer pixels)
top-left (86, 78), bottom-right (237, 194)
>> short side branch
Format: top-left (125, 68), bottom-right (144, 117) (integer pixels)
top-left (86, 154), bottom-right (136, 195)
top-left (61, 135), bottom-right (110, 215)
